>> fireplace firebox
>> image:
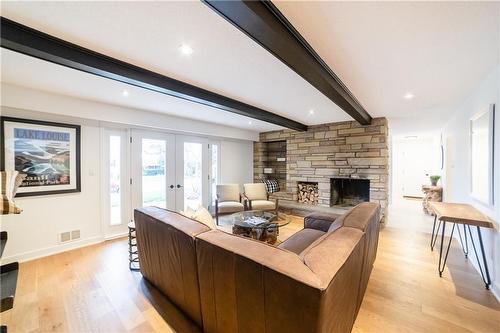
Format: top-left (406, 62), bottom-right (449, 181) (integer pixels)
top-left (330, 178), bottom-right (370, 207)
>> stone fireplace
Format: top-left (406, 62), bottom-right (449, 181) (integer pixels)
top-left (254, 117), bottom-right (389, 215)
top-left (330, 178), bottom-right (370, 207)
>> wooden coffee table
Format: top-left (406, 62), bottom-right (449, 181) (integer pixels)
top-left (228, 210), bottom-right (290, 244)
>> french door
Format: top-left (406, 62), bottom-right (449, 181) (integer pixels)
top-left (175, 136), bottom-right (208, 211)
top-left (131, 130), bottom-right (219, 213)
top-left (131, 130), bottom-right (176, 211)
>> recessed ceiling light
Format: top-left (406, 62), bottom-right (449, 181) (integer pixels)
top-left (309, 109), bottom-right (315, 115)
top-left (404, 93), bottom-right (414, 99)
top-left (248, 121), bottom-right (253, 125)
top-left (179, 44), bottom-right (194, 55)
top-left (122, 90), bottom-right (129, 97)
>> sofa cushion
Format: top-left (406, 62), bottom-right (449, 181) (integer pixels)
top-left (278, 228), bottom-right (326, 254)
top-left (250, 200), bottom-right (275, 210)
top-left (218, 201), bottom-right (244, 213)
top-left (302, 227), bottom-right (364, 285)
top-left (340, 202), bottom-right (379, 232)
top-left (244, 183), bottom-right (268, 200)
top-left (304, 211), bottom-right (341, 232)
top-left (328, 218), bottom-right (343, 233)
top-left (217, 184), bottom-right (240, 202)
top-left (302, 227), bottom-right (365, 333)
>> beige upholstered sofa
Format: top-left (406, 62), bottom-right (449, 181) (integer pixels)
top-left (135, 202), bottom-right (381, 333)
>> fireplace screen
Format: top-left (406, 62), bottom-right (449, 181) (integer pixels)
top-left (330, 178), bottom-right (370, 207)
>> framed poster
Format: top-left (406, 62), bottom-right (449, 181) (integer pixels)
top-left (470, 104), bottom-right (495, 205)
top-left (1, 117), bottom-right (81, 197)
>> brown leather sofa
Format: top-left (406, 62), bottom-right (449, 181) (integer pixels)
top-left (134, 202), bottom-right (381, 333)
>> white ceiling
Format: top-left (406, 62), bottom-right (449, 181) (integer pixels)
top-left (0, 1), bottom-right (352, 133)
top-left (275, 1), bottom-right (500, 134)
top-left (0, 49), bottom-right (281, 132)
top-left (1, 1), bottom-right (498, 135)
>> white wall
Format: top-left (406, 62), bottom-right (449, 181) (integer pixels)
top-left (1, 110), bottom-right (103, 262)
top-left (1, 88), bottom-right (255, 263)
top-left (1, 84), bottom-right (259, 141)
top-left (441, 65), bottom-right (500, 297)
top-left (220, 140), bottom-right (254, 193)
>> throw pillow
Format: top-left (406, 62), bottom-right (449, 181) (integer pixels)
top-left (193, 206), bottom-right (217, 230)
top-left (13, 172), bottom-right (26, 195)
top-left (1, 171), bottom-right (25, 215)
top-left (263, 179), bottom-right (280, 193)
top-left (179, 206), bottom-right (196, 219)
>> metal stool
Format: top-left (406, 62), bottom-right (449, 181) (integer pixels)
top-left (128, 222), bottom-right (139, 271)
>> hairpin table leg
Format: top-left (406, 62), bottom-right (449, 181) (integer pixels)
top-left (438, 222), bottom-right (455, 277)
top-left (456, 224), bottom-right (469, 258)
top-left (467, 225), bottom-right (491, 289)
top-left (431, 219), bottom-right (441, 251)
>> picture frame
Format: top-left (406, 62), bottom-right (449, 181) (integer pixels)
top-left (1, 116), bottom-right (81, 197)
top-left (469, 104), bottom-right (495, 205)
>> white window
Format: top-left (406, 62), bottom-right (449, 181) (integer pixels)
top-left (102, 128), bottom-right (130, 237)
top-left (109, 135), bottom-right (122, 225)
top-left (211, 143), bottom-right (219, 206)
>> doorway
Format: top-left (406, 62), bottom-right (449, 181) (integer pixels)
top-left (130, 130), bottom-right (219, 213)
top-left (392, 135), bottom-right (441, 199)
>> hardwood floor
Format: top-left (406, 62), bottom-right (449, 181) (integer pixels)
top-left (2, 200), bottom-right (499, 332)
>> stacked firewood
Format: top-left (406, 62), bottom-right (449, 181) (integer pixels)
top-left (297, 183), bottom-right (319, 204)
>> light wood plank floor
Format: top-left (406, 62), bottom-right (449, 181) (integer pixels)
top-left (2, 200), bottom-right (499, 332)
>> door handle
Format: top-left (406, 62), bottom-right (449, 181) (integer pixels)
top-left (169, 185), bottom-right (174, 189)
top-left (176, 184), bottom-right (183, 189)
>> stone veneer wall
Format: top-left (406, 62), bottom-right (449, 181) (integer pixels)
top-left (254, 117), bottom-right (389, 214)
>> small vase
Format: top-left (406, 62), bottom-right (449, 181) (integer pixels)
top-left (431, 180), bottom-right (438, 186)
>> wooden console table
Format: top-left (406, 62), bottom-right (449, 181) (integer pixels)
top-left (429, 202), bottom-right (495, 289)
top-left (422, 185), bottom-right (442, 215)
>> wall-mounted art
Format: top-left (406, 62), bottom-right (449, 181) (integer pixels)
top-left (1, 117), bottom-right (81, 197)
top-left (470, 104), bottom-right (495, 205)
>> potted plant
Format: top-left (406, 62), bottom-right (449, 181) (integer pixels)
top-left (430, 175), bottom-right (441, 186)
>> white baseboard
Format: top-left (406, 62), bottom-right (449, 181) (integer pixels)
top-left (491, 281), bottom-right (500, 302)
top-left (104, 232), bottom-right (128, 240)
top-left (1, 235), bottom-right (104, 264)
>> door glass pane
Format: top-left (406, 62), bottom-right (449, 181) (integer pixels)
top-left (109, 136), bottom-right (121, 225)
top-left (211, 144), bottom-right (218, 206)
top-left (142, 139), bottom-right (166, 208)
top-left (184, 142), bottom-right (202, 211)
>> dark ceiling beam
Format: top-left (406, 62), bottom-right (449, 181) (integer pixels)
top-left (0, 17), bottom-right (308, 132)
top-left (203, 0), bottom-right (372, 125)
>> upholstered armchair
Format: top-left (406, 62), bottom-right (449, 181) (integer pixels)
top-left (243, 183), bottom-right (278, 215)
top-left (215, 184), bottom-right (245, 225)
